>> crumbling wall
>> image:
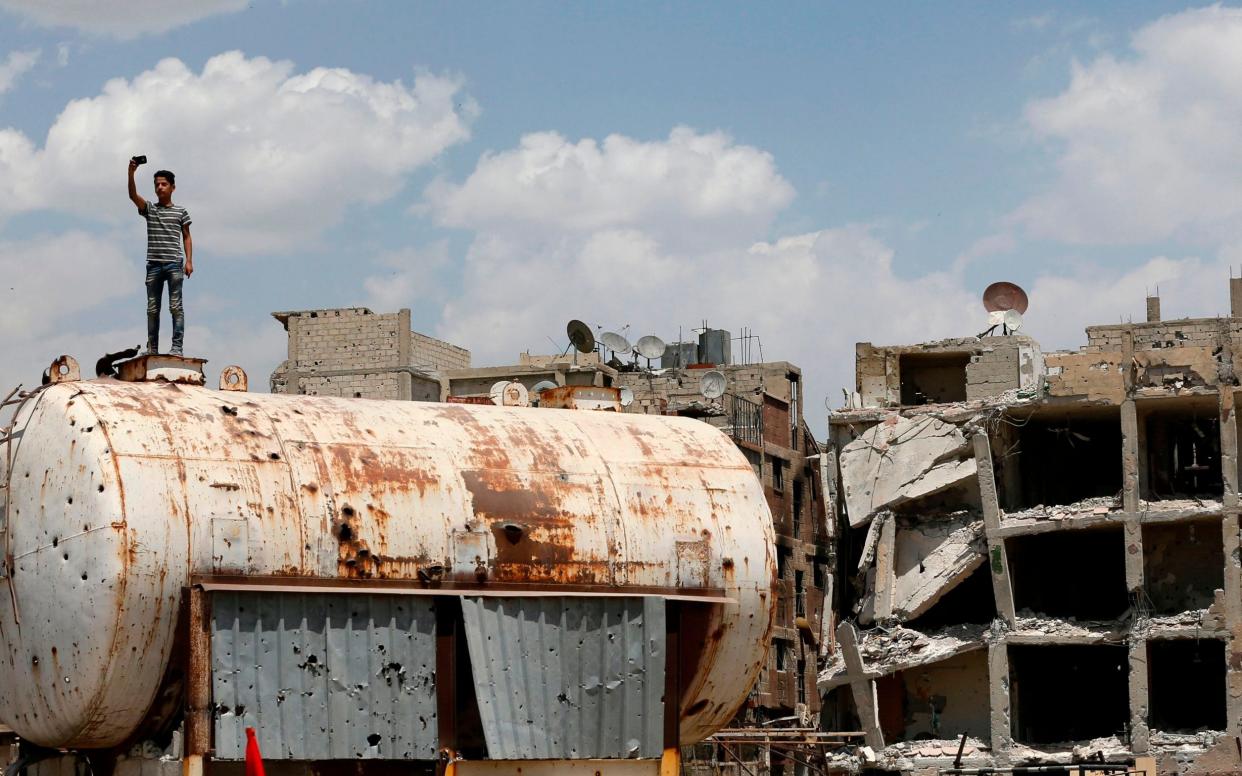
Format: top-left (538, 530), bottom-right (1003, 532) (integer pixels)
top-left (1087, 319), bottom-right (1229, 352)
top-left (965, 338), bottom-right (1038, 401)
top-left (1044, 352), bottom-right (1125, 402)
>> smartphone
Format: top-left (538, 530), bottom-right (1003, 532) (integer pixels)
top-left (132, 155), bottom-right (147, 165)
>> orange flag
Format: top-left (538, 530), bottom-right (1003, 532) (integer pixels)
top-left (245, 727), bottom-right (266, 776)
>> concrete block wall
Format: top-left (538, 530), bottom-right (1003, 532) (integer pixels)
top-left (1087, 319), bottom-right (1229, 352)
top-left (298, 371), bottom-right (405, 399)
top-left (288, 308), bottom-right (406, 370)
top-left (965, 342), bottom-right (1020, 400)
top-left (411, 331), bottom-right (470, 371)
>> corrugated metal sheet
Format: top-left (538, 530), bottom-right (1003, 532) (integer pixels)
top-left (210, 591), bottom-right (437, 761)
top-left (461, 596), bottom-right (665, 760)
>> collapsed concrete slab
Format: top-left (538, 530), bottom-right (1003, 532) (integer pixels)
top-left (892, 513), bottom-right (986, 620)
top-left (819, 623), bottom-right (989, 691)
top-left (841, 415), bottom-right (977, 527)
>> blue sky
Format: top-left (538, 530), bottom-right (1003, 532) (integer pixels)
top-left (2, 2), bottom-right (1240, 430)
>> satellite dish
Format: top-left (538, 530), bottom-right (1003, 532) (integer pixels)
top-left (700, 370), bottom-right (727, 399)
top-left (490, 380), bottom-right (529, 407)
top-left (635, 335), bottom-right (666, 360)
top-left (601, 331), bottom-right (631, 355)
top-left (567, 319), bottom-right (595, 354)
top-left (532, 379), bottom-right (558, 394)
top-left (982, 282), bottom-right (1029, 314)
top-left (619, 386), bottom-right (635, 407)
top-left (1002, 309), bottom-right (1024, 331)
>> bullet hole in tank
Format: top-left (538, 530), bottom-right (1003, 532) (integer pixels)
top-left (338, 525), bottom-right (354, 541)
top-left (269, 453), bottom-right (280, 461)
top-left (98, 485), bottom-right (104, 492)
top-left (84, 426), bottom-right (93, 433)
top-left (367, 734), bottom-right (381, 747)
top-left (52, 537), bottom-right (58, 548)
top-left (62, 553), bottom-right (68, 561)
top-left (342, 506), bottom-right (355, 518)
top-left (51, 647), bottom-right (57, 656)
top-left (67, 497), bottom-right (73, 505)
top-left (31, 656), bottom-right (38, 666)
top-left (81, 574), bottom-right (87, 581)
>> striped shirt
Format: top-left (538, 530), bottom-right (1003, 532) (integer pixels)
top-left (141, 202), bottom-right (191, 263)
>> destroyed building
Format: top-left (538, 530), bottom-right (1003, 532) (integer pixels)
top-left (821, 284), bottom-right (1242, 775)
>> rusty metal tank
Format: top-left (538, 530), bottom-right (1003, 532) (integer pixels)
top-left (0, 378), bottom-right (776, 750)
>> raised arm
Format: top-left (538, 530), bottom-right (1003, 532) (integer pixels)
top-left (127, 159), bottom-right (147, 213)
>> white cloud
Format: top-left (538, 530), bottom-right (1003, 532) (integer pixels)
top-left (0, 231), bottom-right (139, 395)
top-left (427, 128), bottom-right (794, 250)
top-left (0, 49), bottom-right (40, 95)
top-left (362, 241), bottom-right (453, 312)
top-left (0, 0), bottom-right (248, 38)
top-left (0, 231), bottom-right (134, 338)
top-left (1014, 5), bottom-right (1242, 245)
top-left (0, 52), bottom-right (476, 254)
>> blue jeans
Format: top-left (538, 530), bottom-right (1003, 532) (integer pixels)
top-left (145, 261), bottom-right (184, 353)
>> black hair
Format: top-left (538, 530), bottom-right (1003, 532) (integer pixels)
top-left (153, 170), bottom-right (175, 186)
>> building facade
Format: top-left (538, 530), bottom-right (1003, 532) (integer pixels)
top-left (819, 284), bottom-right (1242, 775)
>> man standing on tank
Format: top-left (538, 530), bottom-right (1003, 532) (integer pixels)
top-left (127, 158), bottom-right (193, 356)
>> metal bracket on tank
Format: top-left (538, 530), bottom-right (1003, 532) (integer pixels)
top-left (219, 366), bottom-right (248, 392)
top-left (46, 355), bottom-right (80, 384)
top-left (450, 522), bottom-right (495, 582)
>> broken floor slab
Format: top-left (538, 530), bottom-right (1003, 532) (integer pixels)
top-left (818, 623), bottom-right (989, 692)
top-left (891, 512), bottom-right (986, 621)
top-left (841, 415), bottom-right (977, 527)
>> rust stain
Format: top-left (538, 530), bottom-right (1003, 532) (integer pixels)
top-left (461, 470), bottom-right (565, 523)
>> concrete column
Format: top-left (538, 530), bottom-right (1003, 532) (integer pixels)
top-left (1122, 327), bottom-right (1135, 394)
top-left (1146, 296), bottom-right (1160, 323)
top-left (972, 433), bottom-right (1017, 626)
top-left (836, 622), bottom-right (885, 751)
top-left (873, 516), bottom-right (896, 622)
top-left (1220, 387), bottom-right (1242, 729)
top-left (1128, 635), bottom-right (1150, 753)
top-left (987, 641), bottom-right (1012, 760)
top-left (1223, 513), bottom-right (1242, 728)
top-left (1221, 387), bottom-right (1238, 510)
top-left (1231, 277), bottom-right (1242, 318)
top-left (1121, 400), bottom-right (1141, 513)
top-left (398, 308), bottom-right (412, 367)
top-left (1121, 400), bottom-right (1144, 594)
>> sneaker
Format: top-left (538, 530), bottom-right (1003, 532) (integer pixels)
top-left (170, 347), bottom-right (183, 357)
top-left (143, 344), bottom-right (158, 356)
